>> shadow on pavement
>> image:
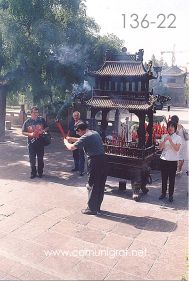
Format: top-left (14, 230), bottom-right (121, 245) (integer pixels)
top-left (0, 127), bottom-right (188, 211)
top-left (104, 173), bottom-right (188, 211)
top-left (97, 211), bottom-right (176, 232)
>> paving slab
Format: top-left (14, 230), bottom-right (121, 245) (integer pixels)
top-left (0, 110), bottom-right (188, 280)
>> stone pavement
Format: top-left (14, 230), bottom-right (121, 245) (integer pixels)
top-left (0, 124), bottom-right (188, 280)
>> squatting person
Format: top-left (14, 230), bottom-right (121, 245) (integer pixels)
top-left (64, 122), bottom-right (107, 215)
top-left (22, 106), bottom-right (49, 179)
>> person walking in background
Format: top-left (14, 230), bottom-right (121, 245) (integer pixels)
top-left (159, 121), bottom-right (182, 202)
top-left (64, 122), bottom-right (107, 215)
top-left (171, 115), bottom-right (188, 176)
top-left (22, 106), bottom-right (49, 179)
top-left (67, 111), bottom-right (85, 176)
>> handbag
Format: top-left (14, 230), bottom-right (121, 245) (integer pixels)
top-left (41, 132), bottom-right (51, 146)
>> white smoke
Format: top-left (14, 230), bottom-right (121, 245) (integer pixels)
top-left (52, 44), bottom-right (83, 64)
top-left (83, 80), bottom-right (92, 92)
top-left (72, 80), bottom-right (92, 100)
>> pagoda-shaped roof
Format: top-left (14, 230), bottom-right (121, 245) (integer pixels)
top-left (85, 48), bottom-right (159, 112)
top-left (85, 95), bottom-right (157, 111)
top-left (162, 65), bottom-right (186, 77)
top-left (88, 48), bottom-right (151, 78)
top-left (89, 61), bottom-right (147, 77)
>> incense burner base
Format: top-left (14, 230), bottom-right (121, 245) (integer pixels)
top-left (106, 154), bottom-right (153, 202)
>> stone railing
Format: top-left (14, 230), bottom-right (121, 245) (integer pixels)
top-left (6, 110), bottom-right (27, 126)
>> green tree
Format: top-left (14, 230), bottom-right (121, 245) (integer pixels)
top-left (0, 30), bottom-right (8, 141)
top-left (0, 0), bottom-right (124, 140)
top-left (86, 33), bottom-right (124, 69)
top-left (0, 0), bottom-right (97, 139)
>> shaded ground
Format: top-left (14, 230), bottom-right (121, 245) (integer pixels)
top-left (0, 125), bottom-right (188, 280)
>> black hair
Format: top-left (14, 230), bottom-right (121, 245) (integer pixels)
top-left (75, 122), bottom-right (88, 131)
top-left (170, 115), bottom-right (179, 124)
top-left (167, 120), bottom-right (177, 132)
top-left (31, 106), bottom-right (39, 113)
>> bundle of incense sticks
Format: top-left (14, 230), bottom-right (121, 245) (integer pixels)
top-left (55, 121), bottom-right (67, 138)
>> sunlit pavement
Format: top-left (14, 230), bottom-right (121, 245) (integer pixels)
top-left (155, 106), bottom-right (189, 131)
top-left (0, 106), bottom-right (188, 280)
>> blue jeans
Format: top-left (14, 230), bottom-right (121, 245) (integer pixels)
top-left (73, 149), bottom-right (85, 173)
top-left (28, 141), bottom-right (44, 176)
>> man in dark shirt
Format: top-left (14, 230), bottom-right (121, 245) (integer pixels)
top-left (22, 106), bottom-right (48, 179)
top-left (67, 111), bottom-right (85, 176)
top-left (64, 123), bottom-right (107, 215)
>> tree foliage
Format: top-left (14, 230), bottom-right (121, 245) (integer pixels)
top-left (86, 33), bottom-right (124, 70)
top-left (0, 0), bottom-right (123, 105)
top-left (0, 0), bottom-right (124, 139)
top-left (0, 1), bottom-right (86, 100)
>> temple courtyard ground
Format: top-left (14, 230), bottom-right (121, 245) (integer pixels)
top-left (0, 106), bottom-right (188, 280)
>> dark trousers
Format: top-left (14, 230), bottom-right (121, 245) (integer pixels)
top-left (160, 159), bottom-right (177, 197)
top-left (73, 149), bottom-right (85, 173)
top-left (28, 142), bottom-right (44, 176)
top-left (87, 155), bottom-right (107, 212)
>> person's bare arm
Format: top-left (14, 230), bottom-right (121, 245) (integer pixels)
top-left (167, 136), bottom-right (181, 152)
top-left (66, 136), bottom-right (79, 143)
top-left (64, 138), bottom-right (77, 151)
top-left (22, 131), bottom-right (34, 138)
top-left (22, 129), bottom-right (48, 138)
top-left (160, 135), bottom-right (181, 152)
